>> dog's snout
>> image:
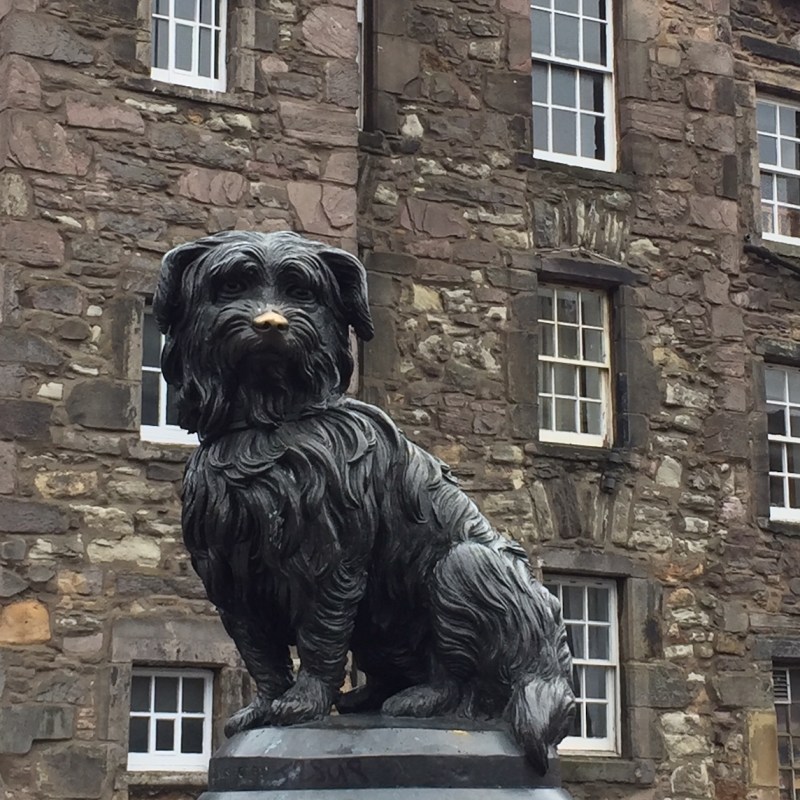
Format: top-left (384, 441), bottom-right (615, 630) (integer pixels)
top-left (253, 311), bottom-right (289, 331)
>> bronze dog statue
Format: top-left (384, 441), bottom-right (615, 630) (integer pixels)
top-left (153, 230), bottom-right (575, 772)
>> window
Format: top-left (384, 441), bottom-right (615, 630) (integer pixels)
top-left (544, 576), bottom-right (619, 754)
top-left (538, 285), bottom-right (612, 447)
top-left (127, 669), bottom-right (213, 771)
top-left (141, 311), bottom-right (197, 446)
top-left (357, 0), bottom-right (365, 130)
top-left (531, 0), bottom-right (616, 170)
top-left (758, 98), bottom-right (800, 244)
top-left (773, 665), bottom-right (800, 799)
top-left (766, 365), bottom-right (800, 521)
top-left (151, 0), bottom-right (227, 92)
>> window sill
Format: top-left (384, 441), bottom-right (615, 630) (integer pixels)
top-left (760, 236), bottom-right (800, 258)
top-left (515, 152), bottom-right (635, 190)
top-left (560, 755), bottom-right (655, 786)
top-left (120, 771), bottom-right (208, 788)
top-left (525, 440), bottom-right (628, 466)
top-left (760, 515), bottom-right (800, 537)
top-left (117, 75), bottom-right (268, 112)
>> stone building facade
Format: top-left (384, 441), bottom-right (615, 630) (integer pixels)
top-left (2, 0), bottom-right (800, 798)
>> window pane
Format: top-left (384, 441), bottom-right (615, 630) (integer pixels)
top-left (199, 0), bottom-right (213, 24)
top-left (155, 676), bottom-right (179, 712)
top-left (585, 666), bottom-right (607, 698)
top-left (572, 664), bottom-right (583, 697)
top-left (540, 323), bottom-right (555, 357)
top-left (182, 718), bottom-right (204, 753)
top-left (767, 369), bottom-right (786, 402)
top-left (777, 704), bottom-right (789, 732)
top-left (557, 291), bottom-right (579, 323)
top-left (141, 372), bottom-right (160, 427)
top-left (558, 326), bottom-right (579, 359)
top-left (199, 27), bottom-right (212, 77)
top-left (579, 366), bottom-right (601, 399)
top-left (586, 703), bottom-right (607, 737)
top-left (762, 173), bottom-right (775, 201)
top-left (588, 626), bottom-right (609, 659)
top-left (175, 0), bottom-right (196, 20)
top-left (131, 675), bottom-right (151, 712)
top-left (532, 10), bottom-right (552, 55)
top-left (771, 476), bottom-right (786, 506)
top-left (175, 24), bottom-right (194, 71)
top-left (152, 17), bottom-right (169, 69)
top-left (533, 105), bottom-right (549, 152)
top-left (781, 140), bottom-right (800, 172)
top-left (166, 382), bottom-right (181, 426)
top-left (554, 13), bottom-right (579, 60)
top-left (780, 105), bottom-right (800, 139)
top-left (582, 328), bottom-right (604, 362)
top-left (554, 0), bottom-right (579, 11)
top-left (787, 444), bottom-right (800, 474)
top-left (539, 362), bottom-right (553, 393)
top-left (539, 395), bottom-right (553, 429)
top-left (583, 0), bottom-right (604, 16)
top-left (214, 29), bottom-right (220, 79)
top-left (769, 404), bottom-right (786, 436)
top-left (552, 109), bottom-right (577, 155)
top-left (154, 0), bottom-right (169, 14)
top-left (581, 292), bottom-right (603, 326)
top-left (771, 441), bottom-right (785, 472)
top-left (156, 718), bottom-right (174, 751)
top-left (763, 204), bottom-right (775, 234)
top-left (552, 67), bottom-right (576, 108)
top-left (143, 314), bottom-right (162, 367)
top-left (579, 73), bottom-right (604, 113)
top-left (580, 401), bottom-right (602, 435)
top-left (790, 479), bottom-right (800, 509)
top-left (566, 623), bottom-right (585, 658)
top-left (532, 62), bottom-right (549, 104)
top-left (760, 135), bottom-right (778, 166)
top-left (582, 20), bottom-right (605, 65)
top-left (183, 678), bottom-right (206, 713)
top-left (788, 370), bottom-right (800, 402)
top-left (758, 102), bottom-right (777, 134)
top-left (554, 363), bottom-right (576, 395)
top-left (538, 287), bottom-right (555, 321)
top-left (778, 207), bottom-right (800, 239)
top-left (588, 586), bottom-right (609, 620)
top-left (777, 175), bottom-right (800, 205)
top-left (581, 114), bottom-right (605, 160)
top-left (129, 717), bottom-right (149, 753)
top-left (556, 397), bottom-right (577, 431)
top-left (562, 585), bottom-right (585, 619)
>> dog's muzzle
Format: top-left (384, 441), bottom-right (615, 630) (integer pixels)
top-left (253, 311), bottom-right (289, 331)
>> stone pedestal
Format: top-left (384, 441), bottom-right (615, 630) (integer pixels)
top-left (200, 715), bottom-right (572, 798)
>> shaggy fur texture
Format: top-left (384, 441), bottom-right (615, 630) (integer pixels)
top-left (153, 230), bottom-right (575, 773)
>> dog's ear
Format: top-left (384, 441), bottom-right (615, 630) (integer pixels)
top-left (153, 241), bottom-right (210, 335)
top-left (319, 248), bottom-right (375, 342)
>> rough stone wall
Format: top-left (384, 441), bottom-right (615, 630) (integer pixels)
top-left (0, 0), bottom-right (358, 798)
top-left (357, 0), bottom-right (800, 799)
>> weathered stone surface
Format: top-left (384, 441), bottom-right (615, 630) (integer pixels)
top-left (37, 745), bottom-right (107, 798)
top-left (178, 166), bottom-right (248, 205)
top-left (65, 380), bottom-right (137, 431)
top-left (0, 53), bottom-right (41, 110)
top-left (86, 536), bottom-right (161, 567)
top-left (65, 93), bottom-right (144, 133)
top-left (27, 282), bottom-right (83, 314)
top-left (0, 599), bottom-right (51, 643)
top-left (3, 112), bottom-right (92, 175)
top-left (280, 100), bottom-right (355, 146)
top-left (303, 5), bottom-right (357, 58)
top-left (0, 220), bottom-right (64, 266)
top-left (0, 566), bottom-right (26, 597)
top-left (0, 399), bottom-right (52, 440)
top-left (0, 11), bottom-right (93, 64)
top-left (0, 498), bottom-right (67, 534)
top-left (0, 705), bottom-right (73, 754)
top-left (0, 170), bottom-right (30, 215)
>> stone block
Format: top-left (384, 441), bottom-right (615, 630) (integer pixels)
top-left (0, 11), bottom-right (93, 64)
top-left (0, 220), bottom-right (64, 267)
top-left (0, 705), bottom-right (73, 754)
top-left (178, 166), bottom-right (248, 205)
top-left (713, 672), bottom-right (773, 709)
top-left (0, 536), bottom-right (25, 559)
top-left (366, 251), bottom-right (417, 275)
top-left (66, 380), bottom-right (137, 431)
top-left (0, 566), bottom-right (26, 597)
top-left (303, 5), bottom-right (357, 59)
top-left (2, 111), bottom-right (91, 175)
top-left (65, 93), bottom-right (144, 133)
top-left (624, 662), bottom-right (691, 709)
top-left (325, 59), bottom-right (359, 108)
top-left (374, 34), bottom-right (420, 94)
top-left (687, 40), bottom-right (733, 75)
top-left (0, 440), bottom-right (14, 493)
top-left (280, 100), bottom-right (356, 147)
top-left (749, 711), bottom-right (780, 788)
top-left (704, 411), bottom-right (749, 459)
top-left (86, 535), bottom-right (161, 567)
top-left (37, 744), bottom-right (107, 798)
top-left (0, 53), bottom-right (40, 110)
top-left (485, 72), bottom-right (532, 114)
top-left (0, 498), bottom-right (67, 534)
top-left (254, 10), bottom-right (280, 51)
top-left (363, 306), bottom-right (399, 380)
top-left (27, 283), bottom-right (83, 314)
top-left (0, 399), bottom-right (52, 439)
top-left (0, 599), bottom-right (50, 643)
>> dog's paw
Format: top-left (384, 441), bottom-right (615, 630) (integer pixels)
top-left (336, 683), bottom-right (390, 714)
top-left (224, 696), bottom-right (274, 737)
top-left (382, 683), bottom-right (460, 718)
top-left (270, 673), bottom-right (333, 725)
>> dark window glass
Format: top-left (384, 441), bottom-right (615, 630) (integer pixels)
top-left (141, 372), bottom-right (160, 426)
top-left (182, 718), bottom-right (204, 753)
top-left (156, 719), bottom-right (174, 751)
top-left (129, 717), bottom-right (149, 752)
top-left (182, 678), bottom-right (206, 713)
top-left (155, 676), bottom-right (179, 712)
top-left (131, 675), bottom-right (151, 712)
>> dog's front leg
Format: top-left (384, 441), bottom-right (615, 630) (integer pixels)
top-left (220, 611), bottom-right (294, 736)
top-left (269, 565), bottom-right (366, 725)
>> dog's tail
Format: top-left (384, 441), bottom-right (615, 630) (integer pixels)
top-left (508, 670), bottom-right (575, 774)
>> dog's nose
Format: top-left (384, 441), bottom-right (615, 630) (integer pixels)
top-left (253, 311), bottom-right (289, 331)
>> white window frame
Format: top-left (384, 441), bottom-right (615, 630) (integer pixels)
top-left (356, 0), bottom-right (365, 131)
top-left (757, 96), bottom-right (800, 246)
top-left (538, 285), bottom-right (613, 448)
top-left (531, 0), bottom-right (617, 171)
top-left (544, 575), bottom-right (620, 755)
top-left (141, 311), bottom-right (198, 447)
top-left (151, 0), bottom-right (227, 92)
top-left (127, 668), bottom-right (214, 772)
top-left (766, 365), bottom-right (800, 522)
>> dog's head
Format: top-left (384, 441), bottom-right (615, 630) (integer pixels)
top-left (152, 230), bottom-right (374, 436)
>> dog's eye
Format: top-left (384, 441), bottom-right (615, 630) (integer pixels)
top-left (285, 284), bottom-right (315, 303)
top-left (220, 278), bottom-right (247, 297)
